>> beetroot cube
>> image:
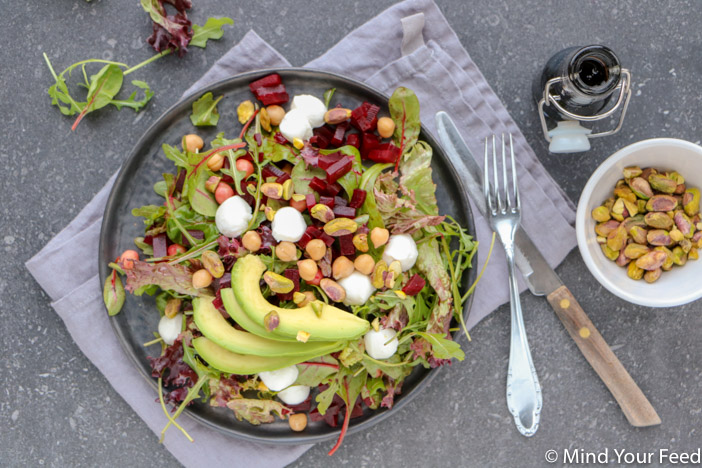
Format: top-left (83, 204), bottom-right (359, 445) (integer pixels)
top-left (333, 206), bottom-right (356, 218)
top-left (319, 232), bottom-right (335, 247)
top-left (318, 151), bottom-right (344, 170)
top-left (153, 233), bottom-right (167, 258)
top-left (311, 126), bottom-right (334, 149)
top-left (298, 226), bottom-right (321, 249)
top-left (325, 182), bottom-right (342, 197)
top-left (402, 274), bottom-right (426, 296)
top-left (262, 163), bottom-right (285, 180)
top-left (305, 193), bottom-right (317, 211)
top-left (331, 121), bottom-right (349, 147)
top-left (350, 102), bottom-right (380, 132)
top-left (309, 177), bottom-right (328, 194)
top-left (349, 189), bottom-right (367, 209)
top-left (361, 132), bottom-right (381, 159)
top-left (346, 133), bottom-right (360, 149)
top-left (273, 132), bottom-right (288, 144)
top-left (319, 196), bottom-right (335, 208)
top-left (276, 172), bottom-right (291, 184)
top-left (368, 143), bottom-right (401, 164)
top-left (326, 157), bottom-right (353, 184)
top-left (334, 196), bottom-right (348, 207)
top-left (309, 135), bottom-right (329, 149)
top-left (338, 234), bottom-right (356, 256)
top-left (277, 269), bottom-right (301, 301)
top-left (249, 73), bottom-right (282, 90)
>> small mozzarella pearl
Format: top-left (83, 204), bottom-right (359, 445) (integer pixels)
top-left (364, 328), bottom-right (399, 360)
top-left (382, 234), bottom-right (418, 272)
top-left (271, 206), bottom-right (307, 242)
top-left (290, 94), bottom-right (327, 128)
top-left (258, 365), bottom-right (299, 392)
top-left (277, 385), bottom-right (310, 405)
top-left (158, 313), bottom-right (183, 346)
top-left (338, 271), bottom-right (376, 306)
top-left (279, 108), bottom-right (313, 142)
top-left (215, 195), bottom-right (252, 238)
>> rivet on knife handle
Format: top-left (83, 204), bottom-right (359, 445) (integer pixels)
top-left (546, 285), bottom-right (661, 427)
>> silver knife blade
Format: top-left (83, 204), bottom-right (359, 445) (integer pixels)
top-left (435, 111), bottom-right (562, 296)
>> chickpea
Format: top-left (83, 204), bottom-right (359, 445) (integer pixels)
top-left (305, 239), bottom-right (326, 261)
top-left (206, 152), bottom-right (225, 171)
top-left (192, 269), bottom-right (213, 289)
top-left (332, 256), bottom-right (354, 280)
top-left (297, 259), bottom-right (318, 282)
top-left (242, 231), bottom-right (262, 252)
top-left (370, 227), bottom-right (390, 248)
top-left (266, 105), bottom-right (286, 126)
top-left (120, 249), bottom-right (139, 269)
top-left (377, 117), bottom-right (396, 139)
top-left (289, 413), bottom-right (307, 432)
top-left (276, 241), bottom-right (298, 262)
top-left (184, 134), bottom-right (204, 153)
top-left (354, 254), bottom-right (375, 275)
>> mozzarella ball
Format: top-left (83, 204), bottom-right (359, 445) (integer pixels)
top-left (364, 328), bottom-right (399, 360)
top-left (279, 108), bottom-right (313, 142)
top-left (158, 313), bottom-right (183, 346)
top-left (338, 271), bottom-right (376, 306)
top-left (215, 195), bottom-right (252, 238)
top-left (271, 206), bottom-right (307, 242)
top-left (290, 94), bottom-right (327, 128)
top-left (258, 365), bottom-right (299, 392)
top-left (277, 385), bottom-right (310, 405)
top-left (382, 234), bottom-right (418, 272)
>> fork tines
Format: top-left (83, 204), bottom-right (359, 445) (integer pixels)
top-left (484, 134), bottom-right (520, 215)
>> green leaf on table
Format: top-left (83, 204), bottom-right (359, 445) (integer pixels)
top-left (103, 271), bottom-right (125, 316)
top-left (388, 87), bottom-right (420, 153)
top-left (190, 92), bottom-right (224, 127)
top-left (84, 63), bottom-right (124, 112)
top-left (47, 73), bottom-right (85, 116)
top-left (190, 17), bottom-right (235, 48)
top-left (109, 80), bottom-right (154, 111)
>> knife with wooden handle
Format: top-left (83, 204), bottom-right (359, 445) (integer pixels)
top-left (435, 111), bottom-right (661, 427)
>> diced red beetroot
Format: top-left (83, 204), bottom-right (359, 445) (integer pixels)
top-left (368, 143), bottom-right (401, 163)
top-left (319, 232), bottom-right (335, 247)
top-left (333, 206), bottom-right (356, 218)
top-left (311, 126), bottom-right (334, 149)
top-left (346, 133), bottom-right (360, 149)
top-left (361, 132), bottom-right (381, 159)
top-left (334, 196), bottom-right (348, 207)
top-left (309, 135), bottom-right (329, 149)
top-left (212, 292), bottom-right (225, 315)
top-left (274, 132), bottom-right (288, 144)
top-left (153, 234), bottom-right (167, 258)
top-left (143, 235), bottom-right (154, 246)
top-left (305, 193), bottom-right (317, 211)
top-left (183, 230), bottom-right (204, 247)
top-left (326, 182), bottom-right (342, 197)
top-left (277, 269), bottom-right (301, 301)
top-left (318, 151), bottom-right (344, 170)
top-left (319, 196), bottom-right (335, 208)
top-left (309, 177), bottom-right (328, 194)
top-left (349, 189), bottom-right (367, 209)
top-left (298, 226), bottom-right (321, 249)
top-left (262, 163), bottom-right (286, 180)
top-left (350, 102), bottom-right (380, 132)
top-left (402, 274), bottom-right (426, 296)
top-left (326, 157), bottom-right (353, 184)
top-left (338, 234), bottom-right (356, 256)
top-left (331, 121), bottom-right (349, 147)
top-left (276, 172), bottom-right (291, 184)
top-left (252, 84), bottom-right (289, 106)
top-left (249, 73), bottom-right (282, 89)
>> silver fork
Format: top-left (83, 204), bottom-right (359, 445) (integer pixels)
top-left (484, 134), bottom-right (542, 437)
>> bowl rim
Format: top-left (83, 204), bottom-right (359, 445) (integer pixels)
top-left (576, 137), bottom-right (702, 307)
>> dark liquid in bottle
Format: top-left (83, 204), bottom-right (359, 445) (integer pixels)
top-left (578, 58), bottom-right (608, 87)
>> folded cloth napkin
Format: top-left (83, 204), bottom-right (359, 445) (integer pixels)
top-left (26, 0), bottom-right (577, 466)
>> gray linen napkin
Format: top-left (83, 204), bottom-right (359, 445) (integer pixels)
top-left (26, 0), bottom-right (577, 466)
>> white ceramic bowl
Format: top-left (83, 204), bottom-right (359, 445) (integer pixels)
top-left (576, 138), bottom-right (702, 307)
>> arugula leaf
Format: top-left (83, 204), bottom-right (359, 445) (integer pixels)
top-left (190, 92), bottom-right (224, 127)
top-left (71, 64), bottom-right (124, 130)
top-left (190, 17), bottom-right (234, 48)
top-left (388, 87), bottom-right (421, 153)
top-left (109, 80), bottom-right (154, 111)
top-left (362, 354), bottom-right (411, 381)
top-left (132, 204), bottom-right (167, 228)
top-left (315, 379), bottom-right (339, 415)
top-left (162, 143), bottom-right (190, 170)
top-left (103, 270), bottom-right (125, 316)
top-left (414, 332), bottom-right (465, 361)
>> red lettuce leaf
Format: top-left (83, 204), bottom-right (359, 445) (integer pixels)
top-left (124, 260), bottom-right (199, 296)
top-left (226, 398), bottom-right (291, 425)
top-left (141, 0), bottom-right (193, 56)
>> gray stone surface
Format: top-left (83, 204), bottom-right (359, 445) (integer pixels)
top-left (2, 0), bottom-right (701, 467)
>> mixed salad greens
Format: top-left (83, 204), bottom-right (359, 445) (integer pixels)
top-left (104, 75), bottom-right (481, 453)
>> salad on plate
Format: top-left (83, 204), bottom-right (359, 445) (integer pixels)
top-left (103, 73), bottom-right (479, 453)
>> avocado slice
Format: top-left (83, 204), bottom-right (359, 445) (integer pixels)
top-left (193, 296), bottom-right (343, 357)
top-left (231, 255), bottom-right (370, 341)
top-left (220, 288), bottom-right (296, 342)
top-left (193, 336), bottom-right (320, 374)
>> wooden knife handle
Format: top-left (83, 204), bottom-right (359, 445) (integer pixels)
top-left (546, 285), bottom-right (661, 427)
